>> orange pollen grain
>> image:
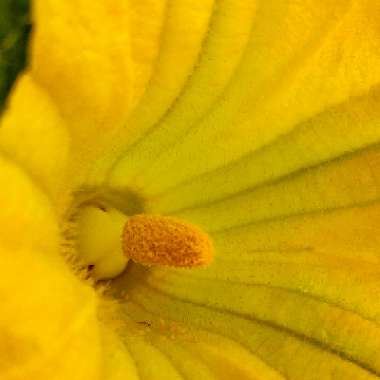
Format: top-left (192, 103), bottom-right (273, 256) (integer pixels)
top-left (122, 214), bottom-right (213, 268)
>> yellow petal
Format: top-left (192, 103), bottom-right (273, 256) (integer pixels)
top-left (0, 152), bottom-right (59, 252)
top-left (107, 0), bottom-right (256, 188)
top-left (127, 0), bottom-right (171, 108)
top-left (0, 246), bottom-right (102, 380)
top-left (147, 85), bottom-right (380, 214)
top-left (164, 145), bottom-right (380, 232)
top-left (100, 2), bottom-right (380, 379)
top-left (113, 0), bottom-right (215, 143)
top-left (30, 0), bottom-right (133, 158)
top-left (100, 326), bottom-right (139, 380)
top-left (145, 322), bottom-right (284, 380)
top-left (109, 0), bottom-right (380, 196)
top-left (121, 266), bottom-right (380, 379)
top-left (0, 151), bottom-right (103, 380)
top-left (0, 74), bottom-right (70, 201)
top-left (123, 336), bottom-right (184, 380)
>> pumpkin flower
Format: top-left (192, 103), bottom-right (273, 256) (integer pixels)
top-left (2, 0), bottom-right (380, 379)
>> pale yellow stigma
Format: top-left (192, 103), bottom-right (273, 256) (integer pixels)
top-left (122, 215), bottom-right (213, 267)
top-left (75, 205), bottom-right (129, 279)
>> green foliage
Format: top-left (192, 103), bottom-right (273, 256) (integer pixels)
top-left (0, 0), bottom-right (31, 113)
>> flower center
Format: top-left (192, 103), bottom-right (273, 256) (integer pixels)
top-left (74, 192), bottom-right (213, 280)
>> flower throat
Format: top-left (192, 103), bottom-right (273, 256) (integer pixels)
top-left (73, 188), bottom-right (213, 280)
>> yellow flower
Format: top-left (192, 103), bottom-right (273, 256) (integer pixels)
top-left (2, 1), bottom-right (380, 379)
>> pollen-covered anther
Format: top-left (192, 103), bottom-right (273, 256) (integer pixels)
top-left (122, 215), bottom-right (214, 268)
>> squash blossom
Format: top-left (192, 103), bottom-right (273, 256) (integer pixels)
top-left (2, 0), bottom-right (380, 379)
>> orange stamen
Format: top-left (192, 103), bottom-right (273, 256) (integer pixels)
top-left (122, 215), bottom-right (213, 267)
